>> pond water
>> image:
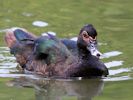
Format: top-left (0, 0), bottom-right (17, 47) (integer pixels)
top-left (0, 0), bottom-right (133, 100)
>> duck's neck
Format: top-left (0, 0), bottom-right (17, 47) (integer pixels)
top-left (78, 46), bottom-right (92, 60)
top-left (77, 37), bottom-right (92, 60)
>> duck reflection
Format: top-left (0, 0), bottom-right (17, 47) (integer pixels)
top-left (7, 77), bottom-right (104, 100)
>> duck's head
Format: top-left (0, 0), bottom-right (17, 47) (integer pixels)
top-left (77, 24), bottom-right (102, 58)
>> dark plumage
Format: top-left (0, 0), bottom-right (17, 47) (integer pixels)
top-left (61, 24), bottom-right (101, 58)
top-left (4, 26), bottom-right (108, 78)
top-left (61, 39), bottom-right (78, 56)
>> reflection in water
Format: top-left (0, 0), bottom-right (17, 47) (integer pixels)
top-left (32, 21), bottom-right (48, 27)
top-left (109, 68), bottom-right (130, 76)
top-left (100, 51), bottom-right (123, 59)
top-left (105, 61), bottom-right (124, 68)
top-left (0, 47), bottom-right (18, 74)
top-left (104, 76), bottom-right (132, 81)
top-left (7, 77), bottom-right (104, 100)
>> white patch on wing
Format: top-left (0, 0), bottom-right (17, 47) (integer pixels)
top-left (42, 31), bottom-right (56, 36)
top-left (70, 37), bottom-right (78, 41)
top-left (47, 31), bottom-right (56, 36)
top-left (41, 33), bottom-right (48, 36)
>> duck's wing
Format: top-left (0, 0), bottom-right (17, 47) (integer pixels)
top-left (5, 29), bottom-right (77, 77)
top-left (4, 28), bottom-right (37, 68)
top-left (34, 36), bottom-right (73, 63)
top-left (61, 39), bottom-right (77, 49)
top-left (31, 35), bottom-right (77, 76)
top-left (61, 39), bottom-right (78, 56)
top-left (14, 29), bottom-right (35, 43)
top-left (5, 28), bottom-right (37, 47)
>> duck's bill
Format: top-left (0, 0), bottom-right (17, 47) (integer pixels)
top-left (87, 42), bottom-right (102, 58)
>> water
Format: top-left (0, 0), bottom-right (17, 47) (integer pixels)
top-left (32, 21), bottom-right (48, 27)
top-left (7, 77), bottom-right (104, 100)
top-left (0, 0), bottom-right (133, 100)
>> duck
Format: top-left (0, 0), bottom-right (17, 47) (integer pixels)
top-left (61, 24), bottom-right (102, 58)
top-left (4, 26), bottom-right (108, 78)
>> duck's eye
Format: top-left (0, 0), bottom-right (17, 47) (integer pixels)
top-left (89, 36), bottom-right (96, 40)
top-left (83, 33), bottom-right (89, 38)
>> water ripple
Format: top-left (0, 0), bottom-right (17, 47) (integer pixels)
top-left (104, 76), bottom-right (132, 81)
top-left (105, 61), bottom-right (124, 68)
top-left (32, 21), bottom-right (48, 27)
top-left (100, 51), bottom-right (122, 59)
top-left (109, 68), bottom-right (131, 76)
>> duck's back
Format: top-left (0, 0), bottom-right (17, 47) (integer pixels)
top-left (32, 36), bottom-right (77, 77)
top-left (61, 39), bottom-right (78, 56)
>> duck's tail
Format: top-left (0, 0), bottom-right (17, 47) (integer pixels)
top-left (5, 27), bottom-right (37, 48)
top-left (4, 27), bottom-right (38, 69)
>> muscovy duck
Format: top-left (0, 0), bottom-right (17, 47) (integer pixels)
top-left (4, 27), bottom-right (108, 78)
